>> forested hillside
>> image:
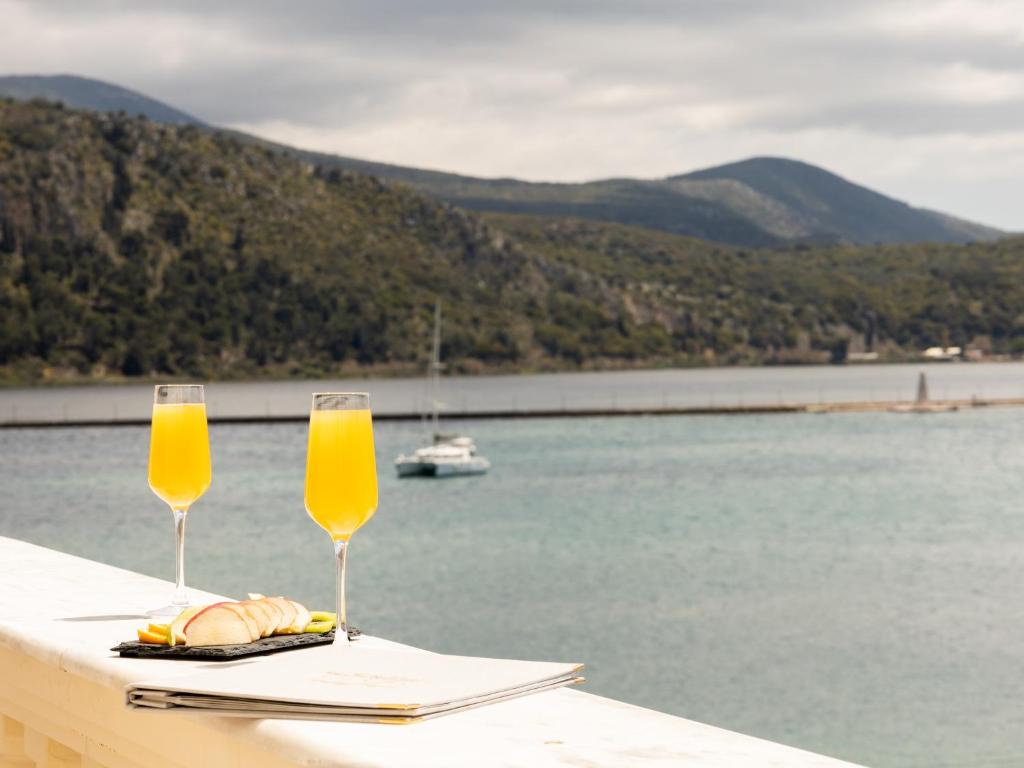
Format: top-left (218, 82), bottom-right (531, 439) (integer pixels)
top-left (0, 99), bottom-right (1021, 383)
top-left (487, 214), bottom-right (1024, 362)
top-left (0, 99), bottom-right (686, 381)
top-left (1, 76), bottom-right (1003, 248)
top-left (244, 149), bottom-right (1004, 248)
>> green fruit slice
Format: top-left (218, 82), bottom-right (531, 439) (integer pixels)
top-left (304, 620), bottom-right (335, 634)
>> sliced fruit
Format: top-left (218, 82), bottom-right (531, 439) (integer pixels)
top-left (248, 593), bottom-right (290, 635)
top-left (240, 599), bottom-right (275, 638)
top-left (182, 602), bottom-right (230, 636)
top-left (285, 600), bottom-right (313, 634)
top-left (221, 603), bottom-right (260, 641)
top-left (257, 598), bottom-right (284, 635)
top-left (137, 628), bottom-right (167, 644)
top-left (263, 597), bottom-right (297, 634)
top-left (168, 605), bottom-right (204, 647)
top-left (133, 598), bottom-right (331, 647)
top-left (304, 620), bottom-right (335, 634)
top-left (184, 605), bottom-right (253, 647)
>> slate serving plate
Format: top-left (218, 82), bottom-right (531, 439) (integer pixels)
top-left (112, 627), bottom-right (360, 660)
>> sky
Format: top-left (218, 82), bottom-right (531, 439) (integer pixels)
top-left (1, 0), bottom-right (1022, 229)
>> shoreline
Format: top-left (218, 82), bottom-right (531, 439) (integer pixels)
top-left (2, 396), bottom-right (1019, 429)
top-left (1, 356), bottom-right (1019, 391)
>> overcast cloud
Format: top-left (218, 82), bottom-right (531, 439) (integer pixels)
top-left (1, 0), bottom-right (1022, 228)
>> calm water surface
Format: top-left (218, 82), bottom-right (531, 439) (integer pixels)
top-left (4, 361), bottom-right (1024, 422)
top-left (4, 409), bottom-right (1024, 767)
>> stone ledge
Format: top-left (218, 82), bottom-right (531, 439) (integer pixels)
top-left (0, 537), bottom-right (863, 767)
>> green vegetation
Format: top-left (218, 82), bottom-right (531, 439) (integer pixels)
top-left (487, 214), bottom-right (1024, 363)
top-left (0, 99), bottom-right (672, 382)
top-left (251, 150), bottom-right (1005, 249)
top-left (0, 75), bottom-right (1003, 248)
top-left (0, 99), bottom-right (1021, 384)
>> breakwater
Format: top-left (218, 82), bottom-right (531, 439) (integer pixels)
top-left (3, 396), bottom-right (1023, 428)
top-left (4, 362), bottom-right (1024, 428)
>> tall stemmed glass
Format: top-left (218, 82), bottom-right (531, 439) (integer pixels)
top-left (304, 393), bottom-right (379, 646)
top-left (146, 384), bottom-right (211, 617)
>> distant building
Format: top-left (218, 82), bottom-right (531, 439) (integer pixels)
top-left (922, 346), bottom-right (961, 361)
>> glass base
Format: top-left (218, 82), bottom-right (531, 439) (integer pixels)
top-left (332, 628), bottom-right (352, 648)
top-left (146, 601), bottom-right (191, 619)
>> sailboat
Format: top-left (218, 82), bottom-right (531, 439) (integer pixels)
top-left (394, 303), bottom-right (491, 478)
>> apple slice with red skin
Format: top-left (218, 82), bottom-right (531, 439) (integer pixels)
top-left (257, 599), bottom-right (284, 635)
top-left (286, 600), bottom-right (313, 634)
top-left (182, 602), bottom-right (229, 633)
top-left (247, 592), bottom-right (285, 634)
top-left (253, 601), bottom-right (277, 637)
top-left (221, 603), bottom-right (260, 641)
top-left (241, 604), bottom-right (268, 639)
top-left (184, 604), bottom-right (253, 647)
top-left (263, 597), bottom-right (297, 634)
top-left (168, 605), bottom-right (205, 647)
top-left (239, 599), bottom-right (275, 638)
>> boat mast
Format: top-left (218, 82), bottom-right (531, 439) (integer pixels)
top-left (430, 300), bottom-right (442, 436)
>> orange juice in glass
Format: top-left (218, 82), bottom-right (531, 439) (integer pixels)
top-left (304, 393), bottom-right (378, 645)
top-left (147, 384), bottom-right (211, 616)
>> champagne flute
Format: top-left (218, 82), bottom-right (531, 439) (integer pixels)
top-left (304, 393), bottom-right (379, 646)
top-left (146, 384), bottom-right (211, 617)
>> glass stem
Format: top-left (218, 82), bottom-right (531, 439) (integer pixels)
top-left (172, 508), bottom-right (188, 606)
top-left (333, 539), bottom-right (349, 645)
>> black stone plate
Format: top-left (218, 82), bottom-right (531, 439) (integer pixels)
top-left (112, 627), bottom-right (360, 660)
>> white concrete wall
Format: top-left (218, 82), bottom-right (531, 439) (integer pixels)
top-left (0, 537), bottom-right (864, 767)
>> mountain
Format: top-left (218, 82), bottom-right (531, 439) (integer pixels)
top-left (2, 99), bottom-right (1023, 383)
top-left (0, 74), bottom-right (203, 126)
top-left (0, 98), bottom-right (569, 379)
top-left (0, 75), bottom-right (1002, 249)
top-left (0, 97), bottom-right (697, 380)
top-left (307, 154), bottom-right (1001, 248)
top-left (227, 142), bottom-right (1003, 248)
top-left (676, 157), bottom-right (999, 245)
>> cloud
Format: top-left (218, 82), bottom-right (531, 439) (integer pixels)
top-left (0, 0), bottom-right (1021, 228)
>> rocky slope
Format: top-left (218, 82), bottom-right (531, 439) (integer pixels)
top-left (1, 99), bottom-right (1021, 383)
top-left (1, 75), bottom-right (1003, 248)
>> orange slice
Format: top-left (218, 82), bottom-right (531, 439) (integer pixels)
top-left (137, 628), bottom-right (168, 645)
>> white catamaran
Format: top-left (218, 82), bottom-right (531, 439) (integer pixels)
top-left (394, 303), bottom-right (491, 478)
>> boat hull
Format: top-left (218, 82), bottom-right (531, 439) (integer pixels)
top-left (395, 457), bottom-right (490, 478)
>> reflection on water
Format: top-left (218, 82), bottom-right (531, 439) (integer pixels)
top-left (3, 409), bottom-right (1024, 767)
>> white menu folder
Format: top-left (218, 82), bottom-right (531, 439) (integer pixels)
top-left (126, 645), bottom-right (584, 723)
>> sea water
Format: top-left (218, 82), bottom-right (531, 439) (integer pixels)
top-left (3, 409), bottom-right (1024, 767)
top-left (4, 361), bottom-right (1024, 422)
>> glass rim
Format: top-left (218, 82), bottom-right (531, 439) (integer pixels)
top-left (154, 383), bottom-right (205, 404)
top-left (310, 392), bottom-right (370, 410)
